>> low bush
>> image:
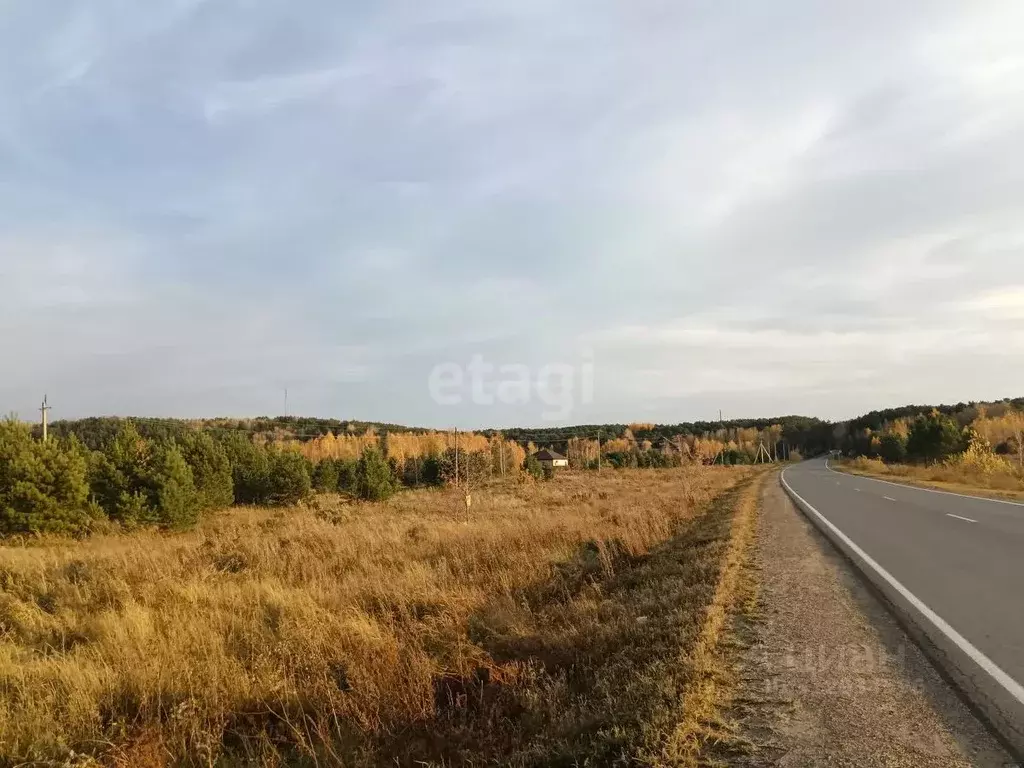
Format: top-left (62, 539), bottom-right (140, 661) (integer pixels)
top-left (178, 431), bottom-right (234, 511)
top-left (311, 458), bottom-right (340, 492)
top-left (266, 450), bottom-right (312, 505)
top-left (847, 456), bottom-right (888, 474)
top-left (523, 453), bottom-right (544, 479)
top-left (355, 447), bottom-right (398, 501)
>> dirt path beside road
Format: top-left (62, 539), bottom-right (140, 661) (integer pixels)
top-left (726, 476), bottom-right (1013, 767)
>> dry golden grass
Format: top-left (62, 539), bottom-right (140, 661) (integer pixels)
top-left (0, 466), bottom-right (763, 767)
top-left (842, 456), bottom-right (1024, 501)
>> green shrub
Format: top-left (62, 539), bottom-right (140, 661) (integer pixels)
top-left (907, 412), bottom-right (965, 463)
top-left (219, 433), bottom-right (271, 504)
top-left (179, 431), bottom-right (234, 510)
top-left (149, 443), bottom-right (201, 529)
top-left (421, 455), bottom-right (444, 486)
top-left (524, 454), bottom-right (544, 479)
top-left (88, 421), bottom-right (155, 525)
top-left (336, 458), bottom-right (359, 494)
top-left (311, 459), bottom-right (340, 493)
top-left (0, 421), bottom-right (94, 536)
top-left (878, 433), bottom-right (908, 464)
top-left (356, 447), bottom-right (398, 501)
top-left (88, 422), bottom-right (201, 529)
top-left (266, 450), bottom-right (311, 505)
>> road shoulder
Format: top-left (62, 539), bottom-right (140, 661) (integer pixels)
top-left (723, 475), bottom-right (1011, 767)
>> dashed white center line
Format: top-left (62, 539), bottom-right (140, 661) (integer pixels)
top-left (883, 496), bottom-right (897, 502)
top-left (854, 488), bottom-right (862, 492)
top-left (947, 513), bottom-right (978, 523)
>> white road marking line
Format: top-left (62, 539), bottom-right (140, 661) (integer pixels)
top-left (947, 513), bottom-right (978, 523)
top-left (883, 496), bottom-right (896, 502)
top-left (781, 468), bottom-right (1024, 709)
top-left (824, 459), bottom-right (1024, 507)
top-left (854, 488), bottom-right (862, 492)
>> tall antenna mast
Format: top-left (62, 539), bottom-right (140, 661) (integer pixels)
top-left (40, 395), bottom-right (52, 443)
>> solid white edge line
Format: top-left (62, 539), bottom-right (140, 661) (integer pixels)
top-left (947, 513), bottom-right (978, 523)
top-left (825, 458), bottom-right (1024, 507)
top-left (781, 466), bottom-right (1024, 708)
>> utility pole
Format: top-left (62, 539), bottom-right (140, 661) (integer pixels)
top-left (464, 435), bottom-right (471, 515)
top-left (40, 395), bottom-right (51, 443)
top-left (712, 409), bottom-right (725, 466)
top-left (284, 389), bottom-right (289, 418)
top-left (597, 429), bottom-right (602, 473)
top-left (454, 428), bottom-right (459, 489)
top-left (499, 435), bottom-right (505, 477)
top-left (754, 441), bottom-right (774, 464)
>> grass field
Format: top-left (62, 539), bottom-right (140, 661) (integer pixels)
top-left (0, 466), bottom-right (765, 767)
top-left (839, 457), bottom-right (1024, 502)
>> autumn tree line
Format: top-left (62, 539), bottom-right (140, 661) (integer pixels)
top-left (15, 401), bottom-right (1017, 538)
top-left (837, 399), bottom-right (1024, 474)
top-left (1, 412), bottom-right (834, 538)
top-left (0, 417), bottom-right (539, 537)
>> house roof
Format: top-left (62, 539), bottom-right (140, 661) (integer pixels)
top-left (533, 448), bottom-right (566, 461)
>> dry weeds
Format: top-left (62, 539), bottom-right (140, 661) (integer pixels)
top-left (842, 457), bottom-right (1024, 501)
top-left (0, 466), bottom-right (762, 766)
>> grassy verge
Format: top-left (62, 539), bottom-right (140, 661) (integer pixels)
top-left (836, 457), bottom-right (1024, 502)
top-left (0, 466), bottom-right (766, 766)
top-left (635, 460), bottom-right (764, 766)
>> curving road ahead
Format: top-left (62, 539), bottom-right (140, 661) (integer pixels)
top-left (781, 458), bottom-right (1024, 758)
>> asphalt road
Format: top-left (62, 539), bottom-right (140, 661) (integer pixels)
top-left (781, 458), bottom-right (1024, 757)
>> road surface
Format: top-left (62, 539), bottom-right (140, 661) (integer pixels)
top-left (781, 458), bottom-right (1024, 758)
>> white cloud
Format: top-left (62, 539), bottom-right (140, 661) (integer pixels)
top-left (961, 287), bottom-right (1024, 321)
top-left (1, 1), bottom-right (1024, 425)
top-left (0, 232), bottom-right (145, 312)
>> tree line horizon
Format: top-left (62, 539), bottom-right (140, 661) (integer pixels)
top-left (3, 396), bottom-right (1022, 537)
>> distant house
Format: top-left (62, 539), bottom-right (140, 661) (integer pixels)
top-left (533, 448), bottom-right (569, 469)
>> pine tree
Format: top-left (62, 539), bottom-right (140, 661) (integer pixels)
top-left (311, 460), bottom-right (340, 493)
top-left (219, 433), bottom-right (271, 504)
top-left (0, 420), bottom-right (93, 535)
top-left (149, 443), bottom-right (200, 529)
top-left (907, 411), bottom-right (965, 463)
top-left (179, 431), bottom-right (234, 510)
top-left (266, 450), bottom-right (311, 505)
top-left (356, 447), bottom-right (398, 501)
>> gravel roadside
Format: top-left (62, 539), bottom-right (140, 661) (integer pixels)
top-left (725, 475), bottom-right (1014, 767)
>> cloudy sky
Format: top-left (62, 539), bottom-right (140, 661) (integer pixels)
top-left (2, 1), bottom-right (1023, 428)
